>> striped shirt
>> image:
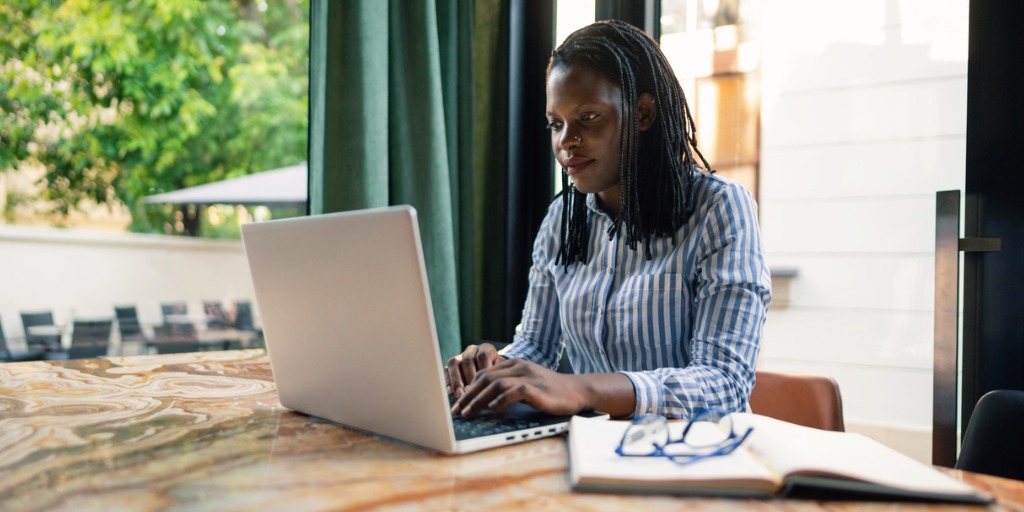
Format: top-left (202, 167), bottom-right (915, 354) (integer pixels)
top-left (501, 172), bottom-right (771, 419)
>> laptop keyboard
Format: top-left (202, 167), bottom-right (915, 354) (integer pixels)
top-left (451, 414), bottom-right (544, 439)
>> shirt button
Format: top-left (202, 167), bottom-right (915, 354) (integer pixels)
top-left (606, 267), bottom-right (613, 274)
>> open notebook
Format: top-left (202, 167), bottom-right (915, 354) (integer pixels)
top-left (569, 413), bottom-right (992, 504)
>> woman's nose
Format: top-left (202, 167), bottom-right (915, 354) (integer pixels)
top-left (560, 129), bottom-right (582, 150)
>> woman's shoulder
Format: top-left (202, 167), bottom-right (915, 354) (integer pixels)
top-left (692, 169), bottom-right (756, 206)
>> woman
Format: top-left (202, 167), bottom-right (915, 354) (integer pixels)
top-left (448, 20), bottom-right (770, 420)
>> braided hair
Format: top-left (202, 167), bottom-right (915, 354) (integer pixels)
top-left (549, 20), bottom-right (711, 269)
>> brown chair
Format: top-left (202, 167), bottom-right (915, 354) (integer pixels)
top-left (748, 370), bottom-right (845, 431)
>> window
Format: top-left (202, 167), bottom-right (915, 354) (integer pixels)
top-left (0, 0), bottom-right (309, 350)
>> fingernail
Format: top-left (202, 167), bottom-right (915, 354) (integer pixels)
top-left (455, 388), bottom-right (464, 398)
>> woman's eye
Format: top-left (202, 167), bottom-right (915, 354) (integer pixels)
top-left (546, 120), bottom-right (562, 131)
top-left (581, 113), bottom-right (599, 122)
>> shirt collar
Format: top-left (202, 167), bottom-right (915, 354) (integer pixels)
top-left (584, 193), bottom-right (615, 219)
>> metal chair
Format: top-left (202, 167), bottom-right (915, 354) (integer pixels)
top-left (160, 302), bottom-right (188, 324)
top-left (203, 301), bottom-right (245, 350)
top-left (69, 319), bottom-right (113, 359)
top-left (47, 319), bottom-right (113, 360)
top-left (956, 389), bottom-right (1024, 481)
top-left (150, 323), bottom-right (201, 354)
top-left (20, 311), bottom-right (61, 351)
top-left (0, 318), bottom-right (46, 362)
top-left (748, 369), bottom-right (845, 432)
top-left (115, 305), bottom-right (150, 343)
top-left (203, 301), bottom-right (234, 330)
top-left (233, 301), bottom-right (264, 349)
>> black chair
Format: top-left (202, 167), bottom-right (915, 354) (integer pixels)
top-left (47, 319), bottom-right (113, 360)
top-left (20, 311), bottom-right (61, 351)
top-left (234, 301), bottom-right (255, 331)
top-left (161, 302), bottom-right (188, 324)
top-left (151, 323), bottom-right (201, 354)
top-left (115, 305), bottom-right (150, 343)
top-left (69, 319), bottom-right (113, 359)
top-left (233, 301), bottom-right (264, 349)
top-left (203, 301), bottom-right (245, 350)
top-left (203, 301), bottom-right (234, 330)
top-left (956, 389), bottom-right (1024, 481)
top-left (1, 318), bottom-right (46, 362)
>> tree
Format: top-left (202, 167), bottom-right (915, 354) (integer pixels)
top-left (0, 0), bottom-right (308, 235)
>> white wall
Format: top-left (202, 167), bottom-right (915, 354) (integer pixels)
top-left (757, 0), bottom-right (968, 462)
top-left (0, 225), bottom-right (255, 341)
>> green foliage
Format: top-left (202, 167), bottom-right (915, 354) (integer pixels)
top-left (0, 0), bottom-right (308, 235)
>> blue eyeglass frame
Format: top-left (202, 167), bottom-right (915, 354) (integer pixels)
top-left (614, 409), bottom-right (754, 466)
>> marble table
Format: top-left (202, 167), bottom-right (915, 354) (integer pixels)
top-left (1, 350), bottom-right (1022, 511)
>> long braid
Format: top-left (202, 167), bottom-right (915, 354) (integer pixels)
top-left (549, 20), bottom-right (711, 270)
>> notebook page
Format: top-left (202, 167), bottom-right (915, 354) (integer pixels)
top-left (730, 413), bottom-right (978, 496)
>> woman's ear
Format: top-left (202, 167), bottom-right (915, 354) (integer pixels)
top-left (637, 92), bottom-right (657, 131)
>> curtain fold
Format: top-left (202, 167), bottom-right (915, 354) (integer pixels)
top-left (309, 0), bottom-right (514, 360)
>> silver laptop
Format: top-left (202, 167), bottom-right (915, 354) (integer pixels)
top-left (241, 205), bottom-right (601, 454)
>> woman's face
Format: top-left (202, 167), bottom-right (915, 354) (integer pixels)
top-left (546, 64), bottom-right (623, 214)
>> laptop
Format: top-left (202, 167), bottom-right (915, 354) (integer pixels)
top-left (241, 205), bottom-right (605, 454)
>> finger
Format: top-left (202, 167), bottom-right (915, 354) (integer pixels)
top-left (457, 346), bottom-right (481, 393)
top-left (445, 354), bottom-right (465, 397)
top-left (484, 381), bottom-right (530, 412)
top-left (458, 364), bottom-right (525, 417)
top-left (475, 343), bottom-right (499, 370)
top-left (460, 376), bottom-right (528, 415)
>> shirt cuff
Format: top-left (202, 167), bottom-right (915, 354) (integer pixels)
top-left (620, 371), bottom-right (664, 417)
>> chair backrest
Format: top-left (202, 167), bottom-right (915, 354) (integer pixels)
top-left (154, 323), bottom-right (198, 342)
top-left (203, 301), bottom-right (233, 330)
top-left (68, 319), bottom-right (112, 359)
top-left (21, 310), bottom-right (61, 349)
top-left (748, 370), bottom-right (845, 432)
top-left (70, 319), bottom-right (113, 346)
top-left (233, 301), bottom-right (255, 331)
top-left (0, 318), bottom-right (9, 357)
top-left (161, 302), bottom-right (187, 322)
top-left (151, 341), bottom-right (202, 354)
top-left (21, 311), bottom-right (55, 328)
top-left (956, 389), bottom-right (1024, 481)
top-left (151, 322), bottom-right (200, 354)
top-left (115, 305), bottom-right (144, 339)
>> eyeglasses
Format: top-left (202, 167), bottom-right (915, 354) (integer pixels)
top-left (615, 409), bottom-right (753, 466)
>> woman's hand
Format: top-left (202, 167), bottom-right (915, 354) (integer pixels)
top-left (449, 358), bottom-right (589, 417)
top-left (445, 343), bottom-right (503, 399)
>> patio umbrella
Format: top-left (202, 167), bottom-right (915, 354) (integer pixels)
top-left (143, 163), bottom-right (307, 209)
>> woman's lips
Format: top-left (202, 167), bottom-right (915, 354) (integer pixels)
top-left (564, 157), bottom-right (594, 176)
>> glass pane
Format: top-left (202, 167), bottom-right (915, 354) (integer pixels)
top-left (0, 1), bottom-right (309, 356)
top-left (660, 0), bottom-right (969, 463)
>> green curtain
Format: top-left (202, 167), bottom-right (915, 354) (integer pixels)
top-left (309, 0), bottom-right (509, 360)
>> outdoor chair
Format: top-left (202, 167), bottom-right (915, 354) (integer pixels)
top-left (203, 301), bottom-right (234, 330)
top-left (20, 310), bottom-right (61, 351)
top-left (161, 302), bottom-right (188, 324)
top-left (115, 305), bottom-right (150, 343)
top-left (748, 369), bottom-right (845, 432)
top-left (233, 301), bottom-right (255, 331)
top-left (47, 319), bottom-right (113, 360)
top-left (0, 317), bottom-right (46, 362)
top-left (203, 301), bottom-right (247, 350)
top-left (233, 301), bottom-right (264, 349)
top-left (151, 323), bottom-right (201, 354)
